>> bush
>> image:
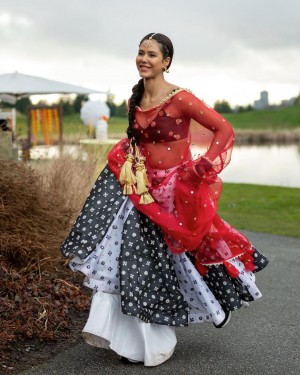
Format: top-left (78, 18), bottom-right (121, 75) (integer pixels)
top-left (0, 156), bottom-right (100, 364)
top-left (0, 156), bottom-right (98, 272)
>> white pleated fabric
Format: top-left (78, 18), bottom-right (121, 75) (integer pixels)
top-left (228, 257), bottom-right (262, 300)
top-left (82, 291), bottom-right (177, 367)
top-left (70, 196), bottom-right (263, 366)
top-left (172, 253), bottom-right (226, 325)
top-left (70, 198), bottom-right (133, 293)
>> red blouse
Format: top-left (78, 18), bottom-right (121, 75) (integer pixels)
top-left (108, 89), bottom-right (254, 275)
top-left (130, 89), bottom-right (234, 172)
top-left (133, 104), bottom-right (190, 144)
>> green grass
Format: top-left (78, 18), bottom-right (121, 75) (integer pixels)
top-left (218, 183), bottom-right (300, 237)
top-left (108, 116), bottom-right (128, 135)
top-left (224, 105), bottom-right (300, 131)
top-left (62, 113), bottom-right (86, 135)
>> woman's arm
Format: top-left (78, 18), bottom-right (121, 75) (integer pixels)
top-left (176, 90), bottom-right (234, 163)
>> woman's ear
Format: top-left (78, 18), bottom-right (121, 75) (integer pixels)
top-left (163, 56), bottom-right (171, 69)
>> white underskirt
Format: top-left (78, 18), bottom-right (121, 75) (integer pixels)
top-left (82, 291), bottom-right (177, 367)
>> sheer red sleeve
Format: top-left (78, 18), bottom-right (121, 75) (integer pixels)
top-left (176, 90), bottom-right (234, 174)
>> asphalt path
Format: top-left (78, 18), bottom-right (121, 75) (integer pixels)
top-left (21, 231), bottom-right (300, 375)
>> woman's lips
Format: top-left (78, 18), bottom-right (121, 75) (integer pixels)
top-left (139, 65), bottom-right (150, 71)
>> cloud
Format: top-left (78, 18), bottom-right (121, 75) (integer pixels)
top-left (1, 0), bottom-right (299, 105)
top-left (2, 0), bottom-right (300, 57)
top-left (0, 11), bottom-right (31, 28)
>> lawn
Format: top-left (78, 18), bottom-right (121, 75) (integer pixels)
top-left (218, 183), bottom-right (300, 237)
top-left (224, 105), bottom-right (300, 131)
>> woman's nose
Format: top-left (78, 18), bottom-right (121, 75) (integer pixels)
top-left (139, 54), bottom-right (148, 62)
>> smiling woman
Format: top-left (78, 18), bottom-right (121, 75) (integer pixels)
top-left (60, 32), bottom-right (269, 367)
top-left (136, 33), bottom-right (173, 82)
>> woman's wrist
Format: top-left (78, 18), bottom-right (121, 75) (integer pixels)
top-left (202, 154), bottom-right (213, 164)
top-left (194, 156), bottom-right (213, 177)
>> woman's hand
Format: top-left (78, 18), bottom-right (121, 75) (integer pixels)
top-left (178, 157), bottom-right (213, 185)
top-left (194, 156), bottom-right (213, 177)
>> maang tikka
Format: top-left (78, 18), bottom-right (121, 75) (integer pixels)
top-left (142, 33), bottom-right (157, 48)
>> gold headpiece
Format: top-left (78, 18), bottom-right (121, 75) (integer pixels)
top-left (142, 33), bottom-right (157, 48)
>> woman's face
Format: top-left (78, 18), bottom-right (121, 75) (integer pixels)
top-left (136, 39), bottom-right (170, 79)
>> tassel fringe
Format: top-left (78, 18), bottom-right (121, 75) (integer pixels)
top-left (118, 140), bottom-right (154, 204)
top-left (135, 156), bottom-right (149, 194)
top-left (119, 147), bottom-right (137, 195)
top-left (139, 192), bottom-right (155, 204)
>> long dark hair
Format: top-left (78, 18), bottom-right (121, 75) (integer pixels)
top-left (126, 33), bottom-right (174, 144)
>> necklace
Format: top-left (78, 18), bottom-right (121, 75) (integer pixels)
top-left (139, 88), bottom-right (184, 111)
top-left (157, 87), bottom-right (182, 106)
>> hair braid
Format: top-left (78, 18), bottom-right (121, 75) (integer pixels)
top-left (126, 78), bottom-right (144, 145)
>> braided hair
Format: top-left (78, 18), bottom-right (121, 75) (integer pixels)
top-left (126, 33), bottom-right (174, 144)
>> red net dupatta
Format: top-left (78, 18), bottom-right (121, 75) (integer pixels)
top-left (107, 90), bottom-right (253, 273)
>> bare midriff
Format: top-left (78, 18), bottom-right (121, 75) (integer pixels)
top-left (141, 138), bottom-right (192, 169)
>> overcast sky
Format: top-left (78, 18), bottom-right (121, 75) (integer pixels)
top-left (1, 0), bottom-right (299, 106)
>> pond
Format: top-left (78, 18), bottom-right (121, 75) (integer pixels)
top-left (220, 144), bottom-right (300, 188)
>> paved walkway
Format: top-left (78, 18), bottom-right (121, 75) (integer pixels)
top-left (21, 231), bottom-right (300, 375)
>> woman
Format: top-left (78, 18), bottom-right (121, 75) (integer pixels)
top-left (61, 33), bottom-right (268, 367)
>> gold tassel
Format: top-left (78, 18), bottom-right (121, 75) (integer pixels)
top-left (139, 191), bottom-right (155, 204)
top-left (135, 157), bottom-right (149, 194)
top-left (119, 145), bottom-right (136, 195)
top-left (135, 149), bottom-right (154, 204)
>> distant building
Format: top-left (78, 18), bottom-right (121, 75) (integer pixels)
top-left (280, 97), bottom-right (296, 107)
top-left (254, 91), bottom-right (269, 110)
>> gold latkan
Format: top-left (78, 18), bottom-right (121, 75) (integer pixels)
top-left (119, 144), bottom-right (137, 195)
top-left (135, 150), bottom-right (154, 204)
top-left (118, 141), bottom-right (154, 204)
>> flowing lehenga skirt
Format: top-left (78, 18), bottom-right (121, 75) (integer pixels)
top-left (61, 166), bottom-right (268, 366)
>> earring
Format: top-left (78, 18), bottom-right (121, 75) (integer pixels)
top-left (164, 67), bottom-right (170, 73)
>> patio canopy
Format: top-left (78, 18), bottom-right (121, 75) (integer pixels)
top-left (0, 72), bottom-right (105, 104)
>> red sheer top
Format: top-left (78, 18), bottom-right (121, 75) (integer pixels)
top-left (108, 89), bottom-right (254, 273)
top-left (132, 88), bottom-right (234, 171)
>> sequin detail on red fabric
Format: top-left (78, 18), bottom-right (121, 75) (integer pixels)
top-left (134, 110), bottom-right (190, 144)
top-left (107, 89), bottom-right (250, 266)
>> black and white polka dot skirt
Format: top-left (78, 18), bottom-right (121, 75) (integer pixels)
top-left (62, 166), bottom-right (268, 327)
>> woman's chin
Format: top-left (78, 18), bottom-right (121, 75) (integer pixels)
top-left (139, 72), bottom-right (149, 78)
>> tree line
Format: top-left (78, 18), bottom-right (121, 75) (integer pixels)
top-left (213, 100), bottom-right (254, 114)
top-left (0, 94), bottom-right (128, 117)
top-left (1, 93), bottom-right (299, 117)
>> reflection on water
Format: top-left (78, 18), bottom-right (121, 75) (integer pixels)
top-left (27, 144), bottom-right (300, 188)
top-left (220, 144), bottom-right (300, 188)
top-left (22, 145), bottom-right (88, 160)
